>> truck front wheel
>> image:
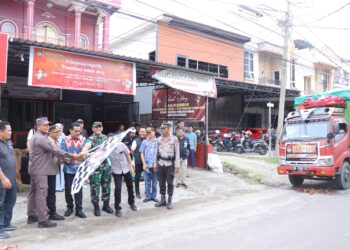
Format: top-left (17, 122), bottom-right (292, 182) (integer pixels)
top-left (336, 161), bottom-right (350, 190)
top-left (288, 175), bottom-right (304, 187)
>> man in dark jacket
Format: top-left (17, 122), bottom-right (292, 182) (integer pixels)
top-left (176, 128), bottom-right (190, 189)
top-left (0, 121), bottom-right (17, 239)
top-left (131, 127), bottom-right (146, 199)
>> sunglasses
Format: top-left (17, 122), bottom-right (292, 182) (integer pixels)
top-left (94, 125), bottom-right (102, 128)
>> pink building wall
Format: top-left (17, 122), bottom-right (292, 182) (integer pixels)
top-left (0, 0), bottom-right (102, 50)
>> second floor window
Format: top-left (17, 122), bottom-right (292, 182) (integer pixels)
top-left (36, 24), bottom-right (59, 44)
top-left (177, 56), bottom-right (187, 67)
top-left (1, 21), bottom-right (16, 36)
top-left (320, 72), bottom-right (329, 92)
top-left (244, 51), bottom-right (254, 79)
top-left (80, 35), bottom-right (88, 49)
top-left (176, 56), bottom-right (228, 78)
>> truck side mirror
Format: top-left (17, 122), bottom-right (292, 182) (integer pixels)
top-left (327, 132), bottom-right (334, 143)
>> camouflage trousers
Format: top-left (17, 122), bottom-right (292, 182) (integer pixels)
top-left (89, 166), bottom-right (111, 203)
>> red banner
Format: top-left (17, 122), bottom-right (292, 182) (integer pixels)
top-left (28, 47), bottom-right (136, 95)
top-left (0, 33), bottom-right (8, 84)
top-left (152, 88), bottom-right (205, 120)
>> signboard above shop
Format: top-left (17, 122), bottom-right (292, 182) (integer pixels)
top-left (152, 88), bottom-right (205, 120)
top-left (152, 68), bottom-right (217, 98)
top-left (0, 33), bottom-right (8, 84)
top-left (28, 47), bottom-right (136, 95)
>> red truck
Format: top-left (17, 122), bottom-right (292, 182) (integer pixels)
top-left (277, 91), bottom-right (350, 189)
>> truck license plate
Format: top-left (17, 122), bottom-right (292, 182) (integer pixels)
top-left (293, 166), bottom-right (307, 171)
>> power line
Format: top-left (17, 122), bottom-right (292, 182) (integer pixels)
top-left (295, 25), bottom-right (350, 30)
top-left (305, 2), bottom-right (350, 25)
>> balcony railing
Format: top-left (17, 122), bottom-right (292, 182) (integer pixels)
top-left (8, 27), bottom-right (104, 52)
top-left (259, 77), bottom-right (280, 86)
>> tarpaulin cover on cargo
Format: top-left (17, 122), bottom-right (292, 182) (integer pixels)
top-left (295, 88), bottom-right (350, 106)
top-left (294, 88), bottom-right (350, 123)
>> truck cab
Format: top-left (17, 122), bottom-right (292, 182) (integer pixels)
top-left (278, 105), bottom-right (350, 189)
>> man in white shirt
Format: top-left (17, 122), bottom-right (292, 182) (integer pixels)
top-left (109, 139), bottom-right (137, 217)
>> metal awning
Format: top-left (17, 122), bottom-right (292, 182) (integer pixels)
top-left (7, 38), bottom-right (300, 100)
top-left (216, 78), bottom-right (300, 99)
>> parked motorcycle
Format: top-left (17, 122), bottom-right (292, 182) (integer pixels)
top-left (235, 139), bottom-right (268, 155)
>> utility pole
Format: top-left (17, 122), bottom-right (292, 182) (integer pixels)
top-left (267, 102), bottom-right (274, 157)
top-left (276, 1), bottom-right (292, 148)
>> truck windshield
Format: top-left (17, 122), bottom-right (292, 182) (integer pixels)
top-left (281, 121), bottom-right (330, 141)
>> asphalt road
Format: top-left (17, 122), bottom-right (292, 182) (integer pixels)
top-left (3, 160), bottom-right (350, 250)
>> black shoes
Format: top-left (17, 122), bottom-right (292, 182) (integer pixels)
top-left (143, 197), bottom-right (152, 202)
top-left (130, 204), bottom-right (138, 211)
top-left (92, 202), bottom-right (101, 217)
top-left (167, 196), bottom-right (173, 210)
top-left (155, 195), bottom-right (166, 207)
top-left (115, 209), bottom-right (122, 217)
top-left (37, 220), bottom-right (57, 228)
top-left (136, 193), bottom-right (141, 199)
top-left (64, 208), bottom-right (74, 217)
top-left (181, 183), bottom-right (188, 189)
top-left (49, 213), bottom-right (65, 221)
top-left (176, 183), bottom-right (181, 188)
top-left (102, 201), bottom-right (114, 214)
top-left (27, 215), bottom-right (38, 224)
top-left (75, 210), bottom-right (87, 219)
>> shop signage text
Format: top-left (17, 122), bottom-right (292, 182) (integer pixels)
top-left (152, 88), bottom-right (205, 120)
top-left (28, 47), bottom-right (136, 95)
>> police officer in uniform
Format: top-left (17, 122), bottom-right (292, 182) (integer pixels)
top-left (83, 121), bottom-right (113, 216)
top-left (155, 123), bottom-right (180, 210)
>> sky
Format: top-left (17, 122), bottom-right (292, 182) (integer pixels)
top-left (109, 0), bottom-right (350, 59)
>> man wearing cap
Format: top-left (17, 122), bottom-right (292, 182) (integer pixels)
top-left (122, 127), bottom-right (137, 150)
top-left (61, 122), bottom-right (88, 219)
top-left (0, 121), bottom-right (17, 239)
top-left (46, 125), bottom-right (65, 221)
top-left (76, 119), bottom-right (88, 138)
top-left (155, 123), bottom-right (180, 210)
top-left (174, 121), bottom-right (185, 137)
top-left (131, 127), bottom-right (146, 199)
top-left (27, 117), bottom-right (74, 228)
top-left (139, 127), bottom-right (159, 203)
top-left (83, 121), bottom-right (113, 216)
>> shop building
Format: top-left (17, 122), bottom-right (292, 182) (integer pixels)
top-left (110, 14), bottom-right (299, 129)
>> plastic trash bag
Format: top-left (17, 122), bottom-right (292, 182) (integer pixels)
top-left (208, 153), bottom-right (223, 173)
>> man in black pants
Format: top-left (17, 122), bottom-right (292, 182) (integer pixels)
top-left (131, 127), bottom-right (146, 199)
top-left (47, 125), bottom-right (65, 221)
top-left (60, 122), bottom-right (87, 219)
top-left (109, 137), bottom-right (137, 217)
top-left (155, 123), bottom-right (180, 210)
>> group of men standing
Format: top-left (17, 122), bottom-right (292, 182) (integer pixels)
top-left (0, 118), bottom-right (198, 239)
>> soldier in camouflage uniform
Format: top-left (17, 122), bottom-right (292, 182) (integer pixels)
top-left (155, 123), bottom-right (180, 210)
top-left (83, 121), bottom-right (113, 216)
